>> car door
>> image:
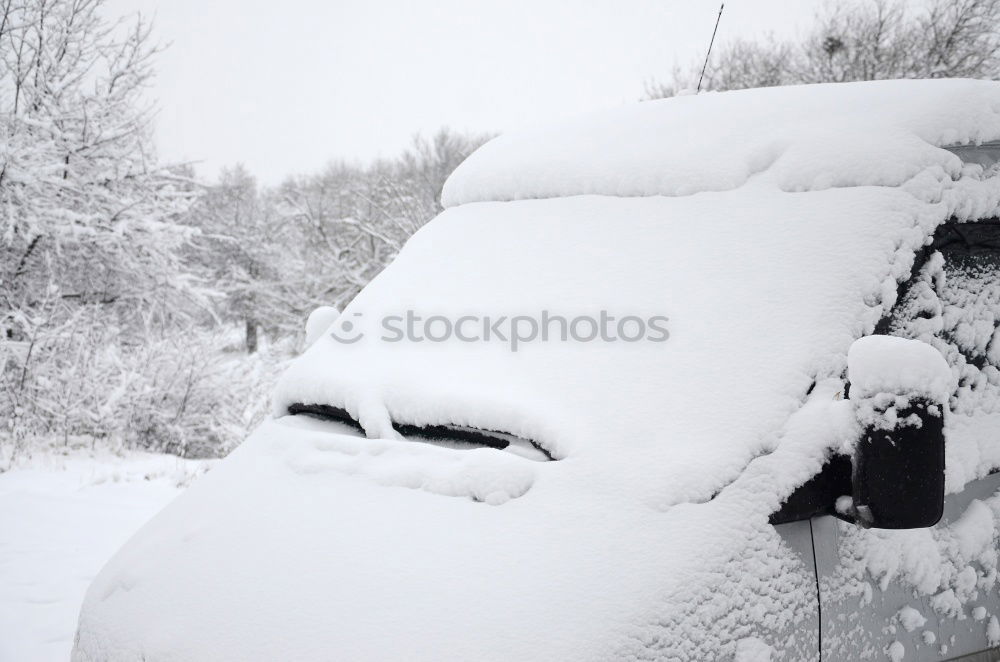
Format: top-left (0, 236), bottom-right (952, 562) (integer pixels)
top-left (815, 473), bottom-right (1000, 662)
top-left (817, 218), bottom-right (1000, 662)
top-left (770, 520), bottom-right (822, 660)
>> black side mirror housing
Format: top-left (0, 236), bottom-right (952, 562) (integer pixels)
top-left (851, 396), bottom-right (945, 528)
top-left (844, 336), bottom-right (951, 530)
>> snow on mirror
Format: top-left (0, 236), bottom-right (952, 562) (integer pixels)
top-left (844, 335), bottom-right (951, 529)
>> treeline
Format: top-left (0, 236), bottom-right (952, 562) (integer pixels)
top-left (0, 0), bottom-right (487, 462)
top-left (646, 0), bottom-right (1000, 98)
top-left (192, 130), bottom-right (488, 355)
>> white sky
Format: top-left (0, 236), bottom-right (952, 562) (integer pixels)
top-left (105, 0), bottom-right (823, 183)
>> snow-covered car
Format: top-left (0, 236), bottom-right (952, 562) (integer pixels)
top-left (74, 79), bottom-right (1000, 662)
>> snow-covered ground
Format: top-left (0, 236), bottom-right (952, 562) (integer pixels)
top-left (0, 451), bottom-right (212, 662)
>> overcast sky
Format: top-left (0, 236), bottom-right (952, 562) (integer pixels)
top-left (105, 0), bottom-right (823, 183)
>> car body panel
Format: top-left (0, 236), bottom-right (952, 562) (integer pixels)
top-left (818, 473), bottom-right (1000, 661)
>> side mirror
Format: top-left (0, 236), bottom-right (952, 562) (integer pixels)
top-left (845, 336), bottom-right (951, 529)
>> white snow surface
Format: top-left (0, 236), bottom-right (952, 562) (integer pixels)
top-left (442, 79), bottom-right (1000, 207)
top-left (848, 335), bottom-right (953, 401)
top-left (0, 452), bottom-right (209, 662)
top-left (303, 305), bottom-right (339, 347)
top-left (897, 605), bottom-right (927, 632)
top-left (989, 615), bottom-right (1000, 646)
top-left (74, 80), bottom-right (1000, 660)
top-left (735, 637), bottom-right (774, 662)
top-left (76, 390), bottom-right (845, 661)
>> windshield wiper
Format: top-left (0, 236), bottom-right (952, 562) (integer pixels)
top-left (287, 403), bottom-right (364, 432)
top-left (287, 402), bottom-right (555, 461)
top-left (394, 422), bottom-right (554, 461)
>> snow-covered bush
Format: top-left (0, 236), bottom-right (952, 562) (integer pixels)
top-left (1, 312), bottom-right (291, 464)
top-left (0, 0), bottom-right (291, 462)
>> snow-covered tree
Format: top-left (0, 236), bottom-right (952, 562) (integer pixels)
top-left (183, 128), bottom-right (490, 357)
top-left (1, 0), bottom-right (200, 318)
top-left (276, 129), bottom-right (490, 311)
top-left (0, 0), bottom-right (206, 454)
top-left (185, 165), bottom-right (279, 353)
top-left (646, 0), bottom-right (1000, 98)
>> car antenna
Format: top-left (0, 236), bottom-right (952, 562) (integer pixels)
top-left (696, 3), bottom-right (725, 93)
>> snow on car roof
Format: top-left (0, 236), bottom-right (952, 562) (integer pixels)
top-left (442, 78), bottom-right (1000, 206)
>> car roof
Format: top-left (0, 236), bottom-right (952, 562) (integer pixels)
top-left (443, 78), bottom-right (1000, 206)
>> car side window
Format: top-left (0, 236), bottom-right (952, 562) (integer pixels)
top-left (770, 221), bottom-right (1000, 526)
top-left (885, 221), bottom-right (1000, 422)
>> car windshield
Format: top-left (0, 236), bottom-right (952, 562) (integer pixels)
top-left (945, 140), bottom-right (1000, 169)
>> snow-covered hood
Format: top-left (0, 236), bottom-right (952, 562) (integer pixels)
top-left (74, 396), bottom-right (847, 661)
